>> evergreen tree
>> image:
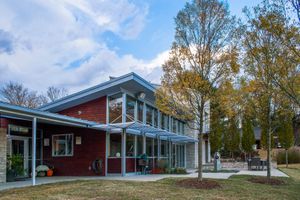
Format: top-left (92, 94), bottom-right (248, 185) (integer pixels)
top-left (241, 117), bottom-right (256, 159)
top-left (278, 114), bottom-right (294, 168)
top-left (224, 117), bottom-right (240, 158)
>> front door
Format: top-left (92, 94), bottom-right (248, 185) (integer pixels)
top-left (9, 136), bottom-right (29, 176)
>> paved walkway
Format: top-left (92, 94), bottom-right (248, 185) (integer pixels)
top-left (0, 168), bottom-right (288, 192)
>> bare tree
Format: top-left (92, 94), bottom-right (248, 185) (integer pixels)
top-left (46, 86), bottom-right (68, 102)
top-left (289, 0), bottom-right (300, 22)
top-left (0, 82), bottom-right (46, 108)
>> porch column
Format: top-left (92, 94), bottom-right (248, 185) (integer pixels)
top-left (121, 128), bottom-right (126, 176)
top-left (32, 117), bottom-right (37, 186)
top-left (142, 133), bottom-right (146, 154)
top-left (184, 144), bottom-right (187, 168)
top-left (168, 139), bottom-right (172, 168)
top-left (134, 135), bottom-right (137, 173)
top-left (152, 138), bottom-right (155, 169)
top-left (105, 131), bottom-right (110, 176)
top-left (157, 136), bottom-right (160, 160)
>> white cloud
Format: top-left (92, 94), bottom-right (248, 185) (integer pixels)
top-left (0, 0), bottom-right (168, 93)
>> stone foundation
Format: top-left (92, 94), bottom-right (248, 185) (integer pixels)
top-left (0, 128), bottom-right (7, 183)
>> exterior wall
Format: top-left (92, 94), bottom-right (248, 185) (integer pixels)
top-left (107, 158), bottom-right (135, 173)
top-left (0, 128), bottom-right (7, 183)
top-left (186, 143), bottom-right (196, 169)
top-left (42, 124), bottom-right (106, 176)
top-left (58, 96), bottom-right (106, 123)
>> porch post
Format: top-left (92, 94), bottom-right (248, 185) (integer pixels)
top-left (142, 132), bottom-right (146, 154)
top-left (134, 135), bottom-right (137, 173)
top-left (157, 136), bottom-right (160, 160)
top-left (121, 128), bottom-right (126, 176)
top-left (184, 144), bottom-right (187, 168)
top-left (105, 131), bottom-right (110, 176)
top-left (168, 139), bottom-right (172, 168)
top-left (152, 138), bottom-right (155, 169)
top-left (32, 117), bottom-right (37, 186)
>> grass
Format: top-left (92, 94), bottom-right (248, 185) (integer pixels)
top-left (0, 166), bottom-right (299, 200)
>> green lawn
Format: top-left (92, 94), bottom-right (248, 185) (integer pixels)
top-left (0, 166), bottom-right (299, 200)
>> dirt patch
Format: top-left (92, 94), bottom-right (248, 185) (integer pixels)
top-left (248, 177), bottom-right (286, 185)
top-left (176, 178), bottom-right (221, 189)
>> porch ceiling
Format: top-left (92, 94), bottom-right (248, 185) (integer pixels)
top-left (93, 122), bottom-right (197, 143)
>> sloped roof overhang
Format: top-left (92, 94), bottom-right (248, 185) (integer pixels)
top-left (93, 121), bottom-right (197, 143)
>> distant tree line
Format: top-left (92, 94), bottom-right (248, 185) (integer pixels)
top-left (0, 82), bottom-right (68, 108)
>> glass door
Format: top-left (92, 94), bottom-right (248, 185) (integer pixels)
top-left (10, 136), bottom-right (29, 176)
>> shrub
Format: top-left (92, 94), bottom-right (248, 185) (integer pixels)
top-left (164, 167), bottom-right (187, 174)
top-left (276, 148), bottom-right (300, 164)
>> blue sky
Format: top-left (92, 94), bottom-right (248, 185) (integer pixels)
top-left (0, 0), bottom-right (262, 93)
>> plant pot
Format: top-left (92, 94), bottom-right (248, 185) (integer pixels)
top-left (47, 169), bottom-right (53, 177)
top-left (152, 168), bottom-right (162, 174)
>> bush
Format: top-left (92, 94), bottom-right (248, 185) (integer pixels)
top-left (164, 167), bottom-right (187, 174)
top-left (276, 148), bottom-right (300, 164)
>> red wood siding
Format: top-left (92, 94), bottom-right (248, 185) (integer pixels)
top-left (0, 118), bottom-right (8, 128)
top-left (58, 96), bottom-right (106, 123)
top-left (42, 124), bottom-right (106, 176)
top-left (107, 158), bottom-right (136, 173)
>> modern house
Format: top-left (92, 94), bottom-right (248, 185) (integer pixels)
top-left (0, 72), bottom-right (211, 184)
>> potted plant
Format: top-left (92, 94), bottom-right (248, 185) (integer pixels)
top-left (6, 154), bottom-right (25, 182)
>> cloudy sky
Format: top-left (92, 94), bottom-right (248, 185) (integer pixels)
top-left (0, 0), bottom-right (261, 93)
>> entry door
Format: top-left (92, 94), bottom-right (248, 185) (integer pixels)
top-left (10, 136), bottom-right (29, 176)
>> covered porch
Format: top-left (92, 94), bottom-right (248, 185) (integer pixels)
top-left (96, 121), bottom-right (196, 176)
top-left (0, 102), bottom-right (105, 186)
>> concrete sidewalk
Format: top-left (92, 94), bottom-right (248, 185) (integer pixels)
top-left (0, 168), bottom-right (288, 192)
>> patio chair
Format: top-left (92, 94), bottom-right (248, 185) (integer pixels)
top-left (250, 157), bottom-right (261, 170)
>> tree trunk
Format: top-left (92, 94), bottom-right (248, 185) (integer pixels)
top-left (285, 149), bottom-right (288, 168)
top-left (198, 132), bottom-right (203, 181)
top-left (267, 97), bottom-right (272, 180)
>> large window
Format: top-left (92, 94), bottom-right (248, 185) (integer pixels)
top-left (137, 101), bottom-right (143, 123)
top-left (163, 115), bottom-right (169, 130)
top-left (52, 134), bottom-right (73, 157)
top-left (146, 105), bottom-right (153, 125)
top-left (161, 140), bottom-right (168, 157)
top-left (146, 138), bottom-right (153, 157)
top-left (160, 114), bottom-right (169, 130)
top-left (126, 95), bottom-right (135, 122)
top-left (154, 139), bottom-right (158, 157)
top-left (126, 135), bottom-right (135, 157)
top-left (172, 118), bottom-right (177, 133)
top-left (109, 134), bottom-right (121, 157)
top-left (153, 109), bottom-right (158, 127)
top-left (137, 135), bottom-right (143, 156)
top-left (109, 93), bottom-right (123, 123)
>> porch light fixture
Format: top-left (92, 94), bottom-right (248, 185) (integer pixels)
top-left (137, 92), bottom-right (146, 99)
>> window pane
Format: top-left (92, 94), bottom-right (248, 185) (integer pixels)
top-left (66, 135), bottom-right (73, 155)
top-left (126, 135), bottom-right (135, 157)
top-left (52, 135), bottom-right (73, 156)
top-left (164, 115), bottom-right (169, 130)
top-left (146, 138), bottom-right (153, 156)
top-left (137, 101), bottom-right (144, 123)
top-left (153, 109), bottom-right (158, 127)
top-left (172, 118), bottom-right (177, 133)
top-left (109, 134), bottom-right (121, 157)
top-left (53, 136), bottom-right (66, 155)
top-left (126, 95), bottom-right (135, 122)
top-left (154, 139), bottom-right (158, 157)
top-left (161, 140), bottom-right (169, 157)
top-left (137, 136), bottom-right (143, 156)
top-left (161, 113), bottom-right (165, 130)
top-left (109, 94), bottom-right (122, 123)
top-left (146, 105), bottom-right (153, 125)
